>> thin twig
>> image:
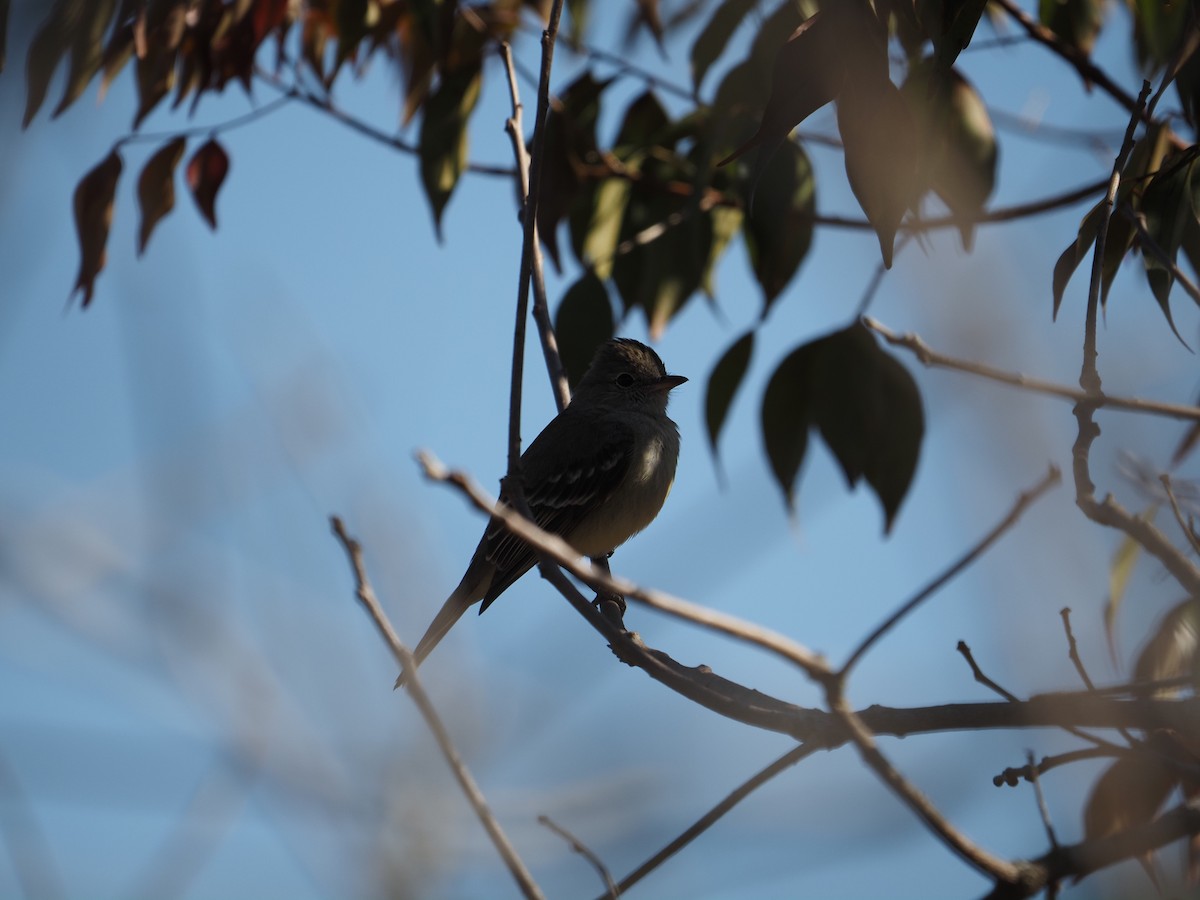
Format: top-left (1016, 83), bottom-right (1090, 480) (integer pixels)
top-left (993, 747), bottom-right (1117, 788)
top-left (825, 691), bottom-right (1021, 884)
top-left (1160, 473), bottom-right (1200, 556)
top-left (115, 94), bottom-right (294, 147)
top-left (509, 0), bottom-right (569, 480)
top-left (1059, 608), bottom-right (1097, 692)
top-left (957, 641), bottom-right (1021, 702)
top-left (499, 41), bottom-right (571, 412)
top-left (329, 517), bottom-right (544, 900)
top-left (864, 318), bottom-right (1200, 423)
top-left (1025, 749), bottom-right (1059, 850)
top-left (993, 0), bottom-right (1154, 131)
top-left (538, 815), bottom-right (618, 899)
top-left (601, 744), bottom-right (817, 899)
top-left (957, 641), bottom-right (1129, 752)
top-left (255, 67), bottom-right (515, 177)
top-left (841, 465), bottom-right (1061, 675)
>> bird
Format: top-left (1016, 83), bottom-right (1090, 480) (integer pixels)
top-left (397, 338), bottom-right (686, 687)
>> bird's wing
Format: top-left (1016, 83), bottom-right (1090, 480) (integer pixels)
top-left (479, 411), bottom-right (633, 609)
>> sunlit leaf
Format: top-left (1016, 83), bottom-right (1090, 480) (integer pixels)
top-left (690, 0), bottom-right (756, 92)
top-left (136, 135), bottom-right (186, 255)
top-left (1134, 598), bottom-right (1200, 690)
top-left (71, 148), bottom-right (123, 308)
top-left (554, 273), bottom-right (615, 389)
top-left (569, 177), bottom-right (631, 281)
top-left (418, 65), bottom-right (482, 238)
top-left (537, 72), bottom-right (610, 271)
top-left (701, 203), bottom-right (743, 299)
top-left (610, 156), bottom-right (713, 339)
top-left (706, 330), bottom-right (754, 466)
top-left (1104, 526), bottom-right (1149, 668)
top-left (839, 75), bottom-right (919, 269)
top-left (743, 139), bottom-right (815, 309)
top-left (186, 138), bottom-right (230, 230)
top-left (902, 61), bottom-right (997, 250)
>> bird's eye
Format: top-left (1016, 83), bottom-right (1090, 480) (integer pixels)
top-left (615, 372), bottom-right (635, 388)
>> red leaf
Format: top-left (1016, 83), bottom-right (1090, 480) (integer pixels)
top-left (186, 138), bottom-right (229, 230)
top-left (137, 136), bottom-right (186, 255)
top-left (72, 148), bottom-right (123, 308)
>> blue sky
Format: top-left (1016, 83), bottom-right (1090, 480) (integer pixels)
top-left (1, 2), bottom-right (1197, 897)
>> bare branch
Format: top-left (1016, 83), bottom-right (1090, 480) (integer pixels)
top-left (865, 318), bottom-right (1200, 423)
top-left (826, 691), bottom-right (1022, 884)
top-left (957, 641), bottom-right (1021, 702)
top-left (329, 517), bottom-right (544, 900)
top-left (499, 42), bottom-right (571, 413)
top-left (538, 815), bottom-right (618, 899)
top-left (1025, 750), bottom-right (1060, 850)
top-left (602, 744), bottom-right (817, 899)
top-left (841, 466), bottom-right (1060, 675)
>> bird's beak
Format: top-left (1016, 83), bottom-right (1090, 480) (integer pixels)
top-left (651, 374), bottom-right (688, 393)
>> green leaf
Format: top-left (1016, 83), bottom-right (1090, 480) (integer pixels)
top-left (761, 346), bottom-right (815, 512)
top-left (838, 75), bottom-right (920, 269)
top-left (705, 330), bottom-right (755, 465)
top-left (1039, 0), bottom-right (1106, 57)
top-left (809, 323), bottom-right (925, 532)
top-left (743, 139), bottom-right (815, 310)
top-left (613, 89), bottom-right (671, 160)
top-left (554, 274), bottom-right (615, 389)
top-left (71, 148), bottom-right (123, 308)
top-left (718, 10), bottom-right (843, 171)
top-left (610, 156), bottom-right (713, 338)
top-left (902, 61), bottom-right (996, 250)
top-left (690, 0), bottom-right (757, 93)
top-left (1052, 201), bottom-right (1103, 319)
top-left (762, 321), bottom-right (925, 528)
top-left (1130, 0), bottom-right (1191, 72)
top-left (930, 0), bottom-right (989, 71)
top-left (136, 135), bottom-right (186, 255)
top-left (537, 72), bottom-right (611, 271)
top-left (1104, 525), bottom-right (1150, 668)
top-left (568, 177), bottom-right (631, 281)
top-left (418, 65), bottom-right (482, 239)
top-left (701, 203), bottom-right (743, 299)
top-left (1140, 150), bottom-right (1200, 338)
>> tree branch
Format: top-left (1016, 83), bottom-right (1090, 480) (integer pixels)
top-left (329, 517), bottom-right (544, 900)
top-left (864, 318), bottom-right (1200, 423)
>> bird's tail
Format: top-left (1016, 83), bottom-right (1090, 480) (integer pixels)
top-left (395, 563), bottom-right (489, 689)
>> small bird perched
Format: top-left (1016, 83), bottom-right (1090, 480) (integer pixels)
top-left (397, 338), bottom-right (686, 687)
